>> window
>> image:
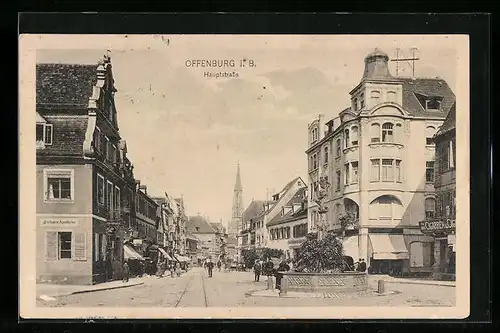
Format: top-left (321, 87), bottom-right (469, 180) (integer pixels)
top-left (426, 126), bottom-right (436, 145)
top-left (439, 140), bottom-right (455, 172)
top-left (382, 123), bottom-right (394, 142)
top-left (351, 161), bottom-right (359, 183)
top-left (58, 232), bottom-right (72, 259)
top-left (114, 186), bottom-right (121, 212)
top-left (336, 138), bottom-right (341, 156)
top-left (309, 156), bottom-right (313, 170)
top-left (425, 197), bottom-right (436, 219)
top-left (353, 98), bottom-right (358, 111)
top-left (381, 159), bottom-right (394, 181)
top-left (324, 146), bottom-right (329, 164)
top-left (313, 153), bottom-right (318, 169)
top-left (425, 97), bottom-right (442, 110)
top-left (36, 123), bottom-right (53, 145)
top-left (336, 170), bottom-right (341, 191)
top-left (93, 128), bottom-right (101, 152)
top-left (351, 126), bottom-right (358, 146)
top-left (44, 169), bottom-right (73, 201)
top-left (360, 94), bottom-right (365, 109)
top-left (97, 174), bottom-right (105, 205)
top-left (371, 159), bottom-right (380, 181)
top-left (396, 160), bottom-right (402, 182)
top-left (311, 127), bottom-right (319, 142)
top-left (344, 163), bottom-right (350, 185)
top-left (395, 123), bottom-right (403, 143)
top-left (107, 181), bottom-right (114, 211)
top-left (426, 161), bottom-right (435, 183)
top-left (344, 129), bottom-right (350, 148)
top-left (371, 123), bottom-right (380, 143)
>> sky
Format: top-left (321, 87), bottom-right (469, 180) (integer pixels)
top-left (36, 35), bottom-right (460, 227)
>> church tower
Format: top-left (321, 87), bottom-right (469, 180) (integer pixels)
top-left (229, 163), bottom-right (243, 237)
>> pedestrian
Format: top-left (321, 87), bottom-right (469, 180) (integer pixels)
top-left (206, 257), bottom-right (214, 277)
top-left (275, 259), bottom-right (290, 290)
top-left (217, 260), bottom-right (222, 272)
top-left (175, 262), bottom-right (181, 277)
top-left (357, 258), bottom-right (367, 272)
top-left (253, 259), bottom-right (262, 282)
top-left (122, 261), bottom-right (130, 283)
top-left (169, 262), bottom-right (175, 278)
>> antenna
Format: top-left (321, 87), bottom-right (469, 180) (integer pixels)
top-left (390, 47), bottom-right (420, 77)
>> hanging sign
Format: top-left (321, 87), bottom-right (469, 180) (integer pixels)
top-left (419, 219), bottom-right (455, 235)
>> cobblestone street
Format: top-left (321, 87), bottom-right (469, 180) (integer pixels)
top-left (37, 268), bottom-right (455, 308)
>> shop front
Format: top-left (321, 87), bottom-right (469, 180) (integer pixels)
top-left (367, 232), bottom-right (409, 276)
top-left (419, 218), bottom-right (456, 280)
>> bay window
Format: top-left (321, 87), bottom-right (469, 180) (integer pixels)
top-left (371, 123), bottom-right (380, 143)
top-left (351, 126), bottom-right (358, 146)
top-left (382, 123), bottom-right (394, 142)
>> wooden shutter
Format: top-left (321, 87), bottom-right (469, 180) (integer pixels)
top-left (73, 232), bottom-right (87, 261)
top-left (45, 231), bottom-right (58, 261)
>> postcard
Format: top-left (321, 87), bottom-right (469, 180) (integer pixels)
top-left (19, 34), bottom-right (469, 319)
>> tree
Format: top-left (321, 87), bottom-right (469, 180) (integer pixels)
top-left (241, 249), bottom-right (259, 269)
top-left (292, 232), bottom-right (344, 273)
top-left (259, 247), bottom-right (284, 261)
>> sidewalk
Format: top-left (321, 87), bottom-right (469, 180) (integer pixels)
top-left (37, 276), bottom-right (146, 299)
top-left (373, 275), bottom-right (456, 287)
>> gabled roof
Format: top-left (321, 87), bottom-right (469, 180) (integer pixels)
top-left (400, 77), bottom-right (455, 118)
top-left (210, 222), bottom-right (225, 234)
top-left (187, 216), bottom-right (216, 234)
top-left (36, 63), bottom-right (98, 109)
top-left (267, 187), bottom-right (308, 227)
top-left (435, 102), bottom-right (456, 137)
top-left (242, 200), bottom-right (268, 222)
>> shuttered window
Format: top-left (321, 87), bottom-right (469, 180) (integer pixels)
top-left (45, 231), bottom-right (58, 261)
top-left (73, 232), bottom-right (87, 260)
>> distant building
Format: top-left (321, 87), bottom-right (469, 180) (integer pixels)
top-left (134, 184), bottom-right (159, 254)
top-left (266, 187), bottom-right (308, 260)
top-left (306, 48), bottom-right (456, 275)
top-left (36, 54), bottom-right (136, 285)
top-left (237, 200), bottom-right (268, 259)
top-left (420, 102), bottom-right (456, 279)
top-left (174, 198), bottom-right (188, 255)
top-left (187, 216), bottom-right (218, 259)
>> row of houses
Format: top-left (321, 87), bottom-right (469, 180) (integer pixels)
top-left (35, 53), bottom-right (195, 285)
top-left (237, 48), bottom-right (456, 279)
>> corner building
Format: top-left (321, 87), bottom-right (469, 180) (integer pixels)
top-left (306, 49), bottom-right (455, 275)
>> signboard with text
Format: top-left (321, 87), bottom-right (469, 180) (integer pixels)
top-left (41, 219), bottom-right (78, 226)
top-left (419, 219), bottom-right (455, 236)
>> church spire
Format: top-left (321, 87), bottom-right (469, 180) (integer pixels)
top-left (234, 162), bottom-right (242, 191)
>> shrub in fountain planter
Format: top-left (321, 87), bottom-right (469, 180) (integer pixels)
top-left (279, 232), bottom-right (368, 294)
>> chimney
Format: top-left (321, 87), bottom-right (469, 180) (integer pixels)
top-left (318, 114), bottom-right (326, 139)
top-left (361, 48), bottom-right (394, 82)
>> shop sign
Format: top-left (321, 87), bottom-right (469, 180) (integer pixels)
top-left (41, 219), bottom-right (77, 226)
top-left (419, 219), bottom-right (455, 235)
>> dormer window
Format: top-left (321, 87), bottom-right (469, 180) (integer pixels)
top-left (311, 127), bottom-right (319, 143)
top-left (415, 93), bottom-right (443, 111)
top-left (36, 123), bottom-right (53, 146)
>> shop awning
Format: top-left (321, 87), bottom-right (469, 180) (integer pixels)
top-left (124, 244), bottom-right (145, 261)
top-left (174, 255), bottom-right (191, 263)
top-left (369, 234), bottom-right (409, 260)
top-left (158, 248), bottom-right (172, 261)
top-left (342, 236), bottom-right (359, 260)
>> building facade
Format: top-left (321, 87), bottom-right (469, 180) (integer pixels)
top-left (187, 216), bottom-right (218, 259)
top-left (306, 49), bottom-right (456, 275)
top-left (36, 54), bottom-right (136, 284)
top-left (420, 103), bottom-right (456, 279)
top-left (237, 200), bottom-right (268, 259)
top-left (266, 187), bottom-right (309, 260)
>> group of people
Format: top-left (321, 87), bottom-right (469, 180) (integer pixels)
top-left (252, 258), bottom-right (292, 290)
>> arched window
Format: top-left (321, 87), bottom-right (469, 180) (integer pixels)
top-left (425, 197), bottom-right (436, 219)
top-left (382, 123), bottom-right (394, 142)
top-left (336, 138), bottom-right (341, 156)
top-left (324, 146), bottom-right (329, 164)
top-left (369, 195), bottom-right (403, 221)
top-left (371, 123), bottom-right (381, 143)
top-left (371, 90), bottom-right (381, 101)
top-left (351, 126), bottom-right (359, 146)
top-left (426, 126), bottom-right (436, 145)
top-left (344, 129), bottom-right (350, 148)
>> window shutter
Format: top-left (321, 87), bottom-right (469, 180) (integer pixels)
top-left (45, 231), bottom-right (58, 261)
top-left (73, 232), bottom-right (87, 261)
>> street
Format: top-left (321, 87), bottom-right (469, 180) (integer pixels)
top-left (37, 267), bottom-right (456, 308)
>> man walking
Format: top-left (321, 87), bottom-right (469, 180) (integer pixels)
top-left (122, 261), bottom-right (130, 283)
top-left (253, 259), bottom-right (262, 282)
top-left (206, 257), bottom-right (214, 278)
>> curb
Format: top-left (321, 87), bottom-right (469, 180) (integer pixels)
top-left (70, 282), bottom-right (144, 295)
top-left (382, 280), bottom-right (455, 288)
